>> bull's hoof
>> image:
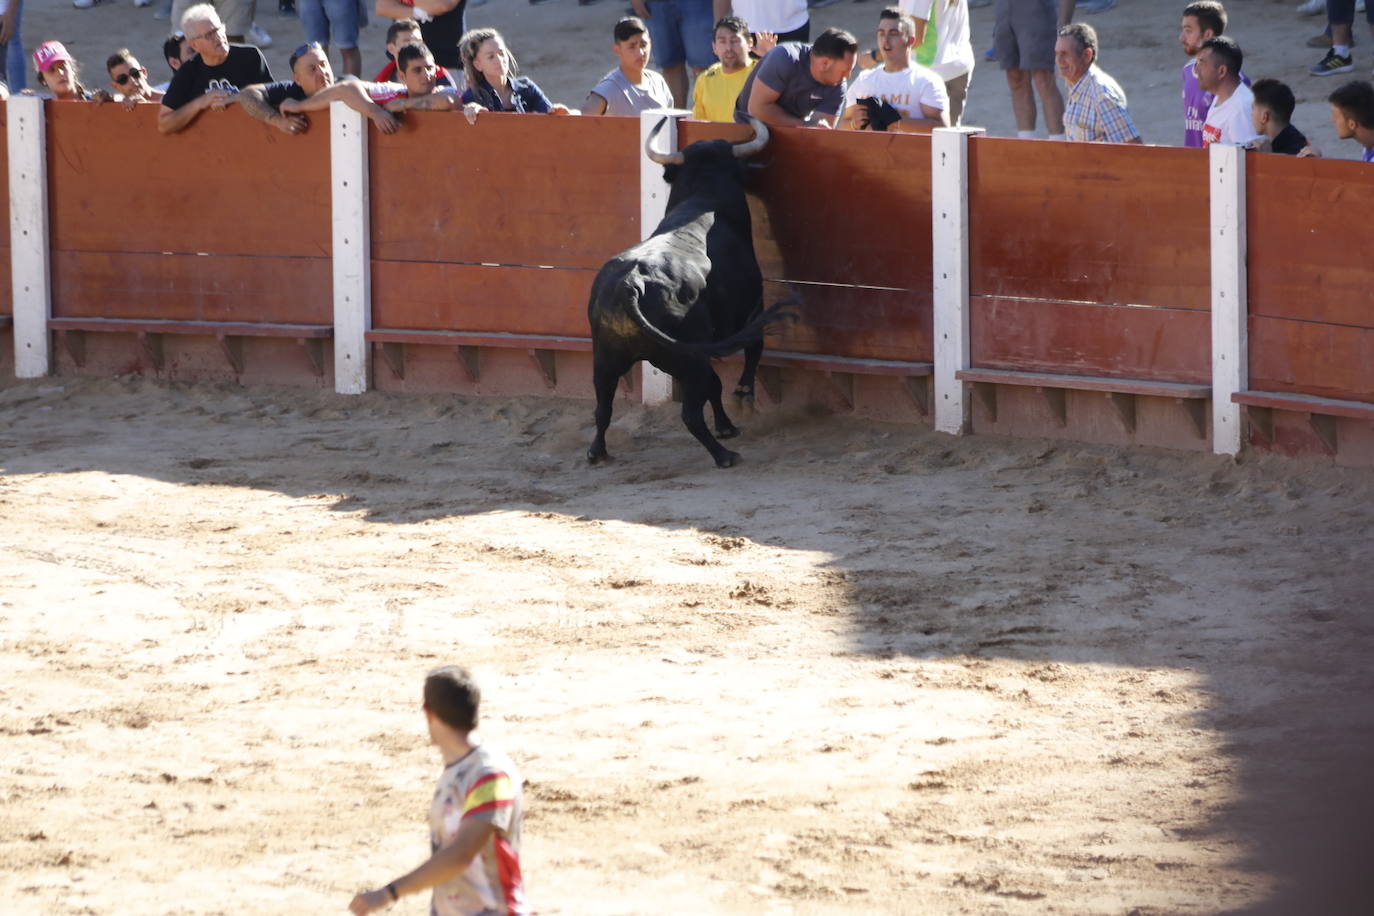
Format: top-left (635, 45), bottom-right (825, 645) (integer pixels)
top-left (587, 447), bottom-right (610, 464)
top-left (714, 450), bottom-right (741, 468)
top-left (733, 385), bottom-right (755, 405)
top-left (716, 424), bottom-right (741, 440)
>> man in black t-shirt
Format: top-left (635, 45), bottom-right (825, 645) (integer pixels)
top-left (1249, 78), bottom-right (1320, 157)
top-left (374, 0), bottom-right (467, 69)
top-left (158, 4), bottom-right (273, 134)
top-left (238, 43), bottom-right (400, 135)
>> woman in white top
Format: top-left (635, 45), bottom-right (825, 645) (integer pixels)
top-left (905, 0), bottom-right (975, 126)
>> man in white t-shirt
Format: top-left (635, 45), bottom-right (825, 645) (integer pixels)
top-left (842, 8), bottom-right (949, 131)
top-left (1196, 34), bottom-right (1260, 147)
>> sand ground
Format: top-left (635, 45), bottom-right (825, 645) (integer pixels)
top-left (25, 0), bottom-right (1374, 159)
top-left (2, 377), bottom-right (1372, 914)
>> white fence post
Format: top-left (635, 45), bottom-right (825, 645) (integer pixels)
top-left (331, 101), bottom-right (370, 395)
top-left (9, 96), bottom-right (51, 378)
top-left (1209, 143), bottom-right (1247, 456)
top-left (931, 126), bottom-right (983, 435)
top-left (638, 107), bottom-right (691, 406)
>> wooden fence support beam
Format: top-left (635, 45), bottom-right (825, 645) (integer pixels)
top-left (638, 108), bottom-right (691, 406)
top-left (9, 95), bottom-right (51, 378)
top-left (331, 102), bottom-right (370, 394)
top-left (931, 126), bottom-right (984, 435)
top-left (1209, 142), bottom-right (1247, 455)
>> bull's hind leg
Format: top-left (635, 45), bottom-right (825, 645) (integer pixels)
top-left (588, 355), bottom-right (630, 463)
top-left (682, 360), bottom-right (741, 468)
top-left (706, 367), bottom-right (740, 440)
top-left (735, 339), bottom-right (764, 404)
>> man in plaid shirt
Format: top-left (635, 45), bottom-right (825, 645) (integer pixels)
top-left (1054, 22), bottom-right (1141, 144)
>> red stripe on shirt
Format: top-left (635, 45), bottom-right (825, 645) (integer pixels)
top-left (494, 834), bottom-right (527, 915)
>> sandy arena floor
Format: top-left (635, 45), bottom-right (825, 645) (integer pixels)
top-left (2, 378), bottom-right (1372, 914)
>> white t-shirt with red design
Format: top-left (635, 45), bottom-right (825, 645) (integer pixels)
top-left (1202, 82), bottom-right (1262, 147)
top-left (429, 744), bottom-right (527, 916)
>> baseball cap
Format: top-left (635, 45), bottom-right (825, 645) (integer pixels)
top-left (34, 41), bottom-right (74, 74)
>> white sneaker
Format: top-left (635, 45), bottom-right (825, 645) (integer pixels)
top-left (72, 0), bottom-right (102, 8)
top-left (1296, 0), bottom-right (1326, 13)
top-left (248, 22), bottom-right (273, 48)
top-left (134, 0), bottom-right (152, 6)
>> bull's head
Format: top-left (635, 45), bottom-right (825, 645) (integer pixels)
top-left (644, 115), bottom-right (770, 166)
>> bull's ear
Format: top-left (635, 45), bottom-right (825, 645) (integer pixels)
top-left (662, 164), bottom-right (680, 182)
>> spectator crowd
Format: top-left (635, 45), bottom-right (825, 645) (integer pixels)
top-left (4, 0), bottom-right (1372, 161)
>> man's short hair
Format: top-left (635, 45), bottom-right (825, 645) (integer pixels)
top-left (424, 666), bottom-right (480, 732)
top-left (386, 18), bottom-right (422, 46)
top-left (290, 41), bottom-right (324, 72)
top-left (180, 2), bottom-right (221, 34)
top-left (878, 8), bottom-right (916, 41)
top-left (1058, 22), bottom-right (1098, 63)
top-left (1251, 78), bottom-right (1295, 124)
top-left (1199, 35), bottom-right (1242, 78)
top-left (106, 48), bottom-right (137, 75)
top-left (713, 16), bottom-right (749, 39)
top-left (1329, 80), bottom-right (1374, 129)
top-left (395, 41), bottom-right (432, 73)
top-left (1183, 1), bottom-right (1227, 37)
top-left (162, 32), bottom-right (185, 64)
top-left (614, 17), bottom-right (648, 43)
top-left (812, 28), bottom-right (859, 61)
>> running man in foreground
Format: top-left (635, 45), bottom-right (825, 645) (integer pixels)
top-left (349, 666), bottom-right (527, 915)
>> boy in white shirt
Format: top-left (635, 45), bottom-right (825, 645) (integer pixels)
top-left (1196, 34), bottom-right (1260, 146)
top-left (842, 7), bottom-right (949, 132)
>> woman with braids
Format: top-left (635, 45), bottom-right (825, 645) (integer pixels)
top-left (458, 27), bottom-right (571, 115)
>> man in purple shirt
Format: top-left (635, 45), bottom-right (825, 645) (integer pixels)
top-left (1328, 80), bottom-right (1374, 162)
top-left (1179, 0), bottom-right (1236, 149)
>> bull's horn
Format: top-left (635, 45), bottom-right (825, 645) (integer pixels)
top-left (732, 115), bottom-right (770, 158)
top-left (644, 117), bottom-right (686, 166)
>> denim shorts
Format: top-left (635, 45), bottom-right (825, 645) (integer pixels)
top-left (644, 0), bottom-right (716, 71)
top-left (300, 0), bottom-right (361, 50)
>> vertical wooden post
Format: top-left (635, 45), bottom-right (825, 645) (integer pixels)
top-left (1209, 143), bottom-right (1247, 455)
top-left (9, 96), bottom-right (51, 378)
top-left (931, 126), bottom-right (983, 435)
top-left (638, 108), bottom-right (691, 406)
top-left (331, 102), bottom-right (370, 395)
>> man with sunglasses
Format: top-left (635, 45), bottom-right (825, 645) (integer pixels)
top-left (238, 42), bottom-right (400, 135)
top-left (159, 3), bottom-right (273, 134)
top-left (107, 49), bottom-right (165, 105)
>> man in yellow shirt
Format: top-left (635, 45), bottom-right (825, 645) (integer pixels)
top-left (692, 16), bottom-right (775, 121)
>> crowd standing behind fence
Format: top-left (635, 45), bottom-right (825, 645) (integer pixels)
top-left (7, 0), bottom-right (1371, 163)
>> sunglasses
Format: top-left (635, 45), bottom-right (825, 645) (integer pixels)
top-left (113, 70), bottom-right (146, 85)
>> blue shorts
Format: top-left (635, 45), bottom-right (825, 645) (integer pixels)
top-left (1327, 0), bottom-right (1374, 26)
top-left (300, 0), bottom-right (360, 50)
top-left (644, 0), bottom-right (715, 71)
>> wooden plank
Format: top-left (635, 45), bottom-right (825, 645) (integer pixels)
top-left (968, 137), bottom-right (1210, 309)
top-left (970, 295), bottom-right (1211, 384)
top-left (1246, 154), bottom-right (1374, 328)
top-left (957, 367), bottom-right (1211, 399)
top-left (49, 318), bottom-right (332, 338)
top-left (50, 251), bottom-right (332, 325)
top-left (1233, 389), bottom-right (1374, 422)
top-left (46, 103), bottom-right (330, 258)
top-left (760, 350), bottom-right (932, 376)
top-left (369, 112), bottom-right (640, 269)
top-left (1248, 315), bottom-right (1374, 403)
top-left (0, 103), bottom-right (10, 317)
top-left (365, 329), bottom-right (591, 351)
top-left (764, 281), bottom-right (932, 363)
top-left (370, 261), bottom-right (594, 338)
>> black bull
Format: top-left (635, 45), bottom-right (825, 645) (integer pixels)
top-left (585, 116), bottom-right (789, 468)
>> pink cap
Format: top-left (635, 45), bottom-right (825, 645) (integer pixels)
top-left (34, 41), bottom-right (74, 74)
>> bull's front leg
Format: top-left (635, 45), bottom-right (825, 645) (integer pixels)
top-left (735, 339), bottom-right (764, 404)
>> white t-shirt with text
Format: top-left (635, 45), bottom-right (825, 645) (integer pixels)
top-left (1202, 82), bottom-right (1262, 147)
top-left (844, 63), bottom-right (949, 121)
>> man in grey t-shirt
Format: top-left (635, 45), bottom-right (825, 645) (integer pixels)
top-left (735, 28), bottom-right (858, 129)
top-left (585, 16), bottom-right (674, 116)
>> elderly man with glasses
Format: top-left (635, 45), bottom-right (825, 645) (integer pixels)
top-left (158, 3), bottom-right (273, 134)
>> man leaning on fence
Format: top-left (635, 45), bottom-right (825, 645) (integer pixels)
top-left (1055, 22), bottom-right (1139, 144)
top-left (159, 3), bottom-right (272, 134)
top-left (735, 27), bottom-right (858, 129)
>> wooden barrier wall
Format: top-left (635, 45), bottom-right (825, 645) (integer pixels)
top-left (680, 120), bottom-right (934, 366)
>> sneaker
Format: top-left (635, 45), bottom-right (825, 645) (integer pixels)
top-left (134, 0), bottom-right (153, 6)
top-left (249, 22), bottom-right (274, 48)
top-left (1296, 0), bottom-right (1326, 12)
top-left (1310, 48), bottom-right (1355, 76)
top-left (984, 46), bottom-right (996, 62)
top-left (72, 0), bottom-right (103, 7)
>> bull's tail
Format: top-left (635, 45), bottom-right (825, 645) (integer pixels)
top-left (624, 291), bottom-right (796, 360)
